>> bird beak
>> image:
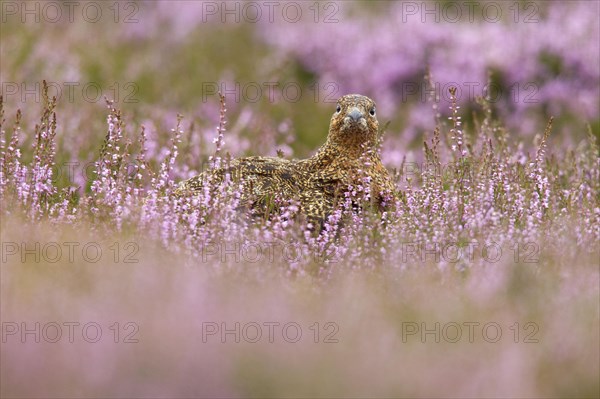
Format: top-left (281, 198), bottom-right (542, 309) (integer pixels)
top-left (347, 108), bottom-right (364, 122)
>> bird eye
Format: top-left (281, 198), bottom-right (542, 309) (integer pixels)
top-left (369, 107), bottom-right (376, 116)
top-left (336, 104), bottom-right (341, 113)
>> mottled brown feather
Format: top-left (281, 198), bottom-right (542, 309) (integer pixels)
top-left (175, 94), bottom-right (396, 226)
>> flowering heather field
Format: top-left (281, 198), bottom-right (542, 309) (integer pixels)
top-left (1, 1), bottom-right (599, 398)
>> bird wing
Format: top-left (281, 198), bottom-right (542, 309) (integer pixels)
top-left (174, 156), bottom-right (302, 205)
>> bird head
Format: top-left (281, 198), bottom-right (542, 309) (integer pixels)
top-left (327, 94), bottom-right (379, 152)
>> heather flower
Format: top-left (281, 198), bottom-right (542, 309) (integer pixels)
top-left (0, 80), bottom-right (598, 271)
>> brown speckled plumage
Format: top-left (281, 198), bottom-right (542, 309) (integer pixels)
top-left (175, 94), bottom-right (396, 226)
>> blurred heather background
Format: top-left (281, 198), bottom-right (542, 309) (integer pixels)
top-left (2, 0), bottom-right (598, 166)
top-left (1, 1), bottom-right (599, 398)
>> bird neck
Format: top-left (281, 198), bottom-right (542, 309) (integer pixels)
top-left (307, 131), bottom-right (379, 171)
top-left (326, 126), bottom-right (379, 158)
